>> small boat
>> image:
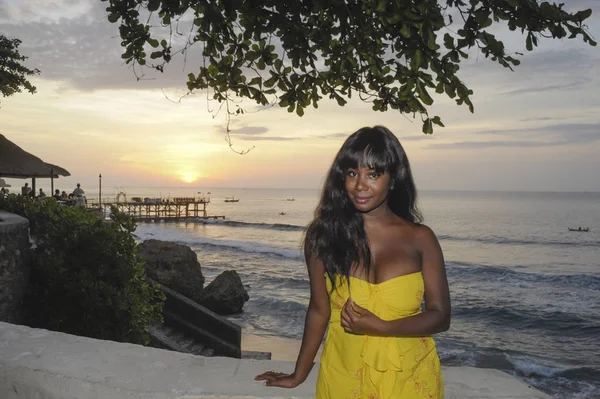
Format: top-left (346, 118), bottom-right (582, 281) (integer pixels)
top-left (224, 197), bottom-right (239, 203)
top-left (279, 212), bottom-right (287, 215)
top-left (286, 198), bottom-right (295, 201)
top-left (568, 227), bottom-right (589, 232)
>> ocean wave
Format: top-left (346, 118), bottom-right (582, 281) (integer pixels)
top-left (258, 275), bottom-right (309, 290)
top-left (438, 234), bottom-right (598, 248)
top-left (447, 261), bottom-right (600, 291)
top-left (248, 295), bottom-right (308, 315)
top-left (452, 304), bottom-right (600, 338)
top-left (193, 240), bottom-right (303, 260)
top-left (557, 366), bottom-right (600, 382)
top-left (193, 218), bottom-right (306, 232)
top-left (438, 343), bottom-right (599, 399)
top-left (135, 229), bottom-right (304, 260)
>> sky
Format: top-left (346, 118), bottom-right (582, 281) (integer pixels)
top-left (0, 0), bottom-right (599, 193)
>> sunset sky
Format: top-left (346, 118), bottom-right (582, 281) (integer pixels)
top-left (1, 0), bottom-right (599, 193)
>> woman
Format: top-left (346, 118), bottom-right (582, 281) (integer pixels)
top-left (255, 126), bottom-right (450, 398)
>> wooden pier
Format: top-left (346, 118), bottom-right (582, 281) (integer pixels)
top-left (90, 196), bottom-right (225, 222)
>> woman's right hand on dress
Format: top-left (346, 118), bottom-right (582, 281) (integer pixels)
top-left (254, 371), bottom-right (302, 388)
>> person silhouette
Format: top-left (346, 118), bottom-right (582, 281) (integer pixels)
top-left (21, 182), bottom-right (31, 196)
top-left (73, 183), bottom-right (85, 197)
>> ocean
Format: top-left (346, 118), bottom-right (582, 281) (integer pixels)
top-left (99, 187), bottom-right (599, 399)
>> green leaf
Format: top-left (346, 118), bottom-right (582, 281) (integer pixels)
top-left (399, 24), bottom-right (410, 38)
top-left (416, 81), bottom-right (433, 105)
top-left (334, 92), bottom-right (347, 106)
top-left (147, 0), bottom-right (160, 12)
top-left (574, 9), bottom-right (593, 21)
top-left (108, 13), bottom-right (119, 23)
top-left (443, 33), bottom-right (454, 50)
top-left (431, 116), bottom-right (445, 127)
top-left (147, 38), bottom-right (159, 48)
top-left (423, 118), bottom-right (433, 134)
top-left (411, 49), bottom-right (423, 70)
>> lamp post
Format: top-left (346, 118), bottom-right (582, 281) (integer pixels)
top-left (99, 173), bottom-right (102, 207)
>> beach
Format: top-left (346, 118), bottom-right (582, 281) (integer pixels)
top-left (242, 333), bottom-right (320, 361)
top-left (112, 187), bottom-right (600, 399)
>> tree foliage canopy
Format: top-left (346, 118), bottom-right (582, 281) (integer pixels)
top-left (102, 0), bottom-right (596, 133)
top-left (0, 35), bottom-right (40, 105)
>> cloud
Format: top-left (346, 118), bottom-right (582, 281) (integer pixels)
top-left (427, 122), bottom-right (600, 149)
top-left (312, 132), bottom-right (349, 139)
top-left (227, 126), bottom-right (269, 136)
top-left (398, 134), bottom-right (435, 141)
top-left (0, 0), bottom-right (203, 92)
top-left (212, 125), bottom-right (299, 141)
top-left (427, 140), bottom-right (552, 149)
top-left (502, 78), bottom-right (590, 96)
top-left (519, 116), bottom-right (566, 122)
top-left (458, 46), bottom-right (599, 102)
top-left (312, 132), bottom-right (434, 141)
top-left (236, 136), bottom-right (301, 142)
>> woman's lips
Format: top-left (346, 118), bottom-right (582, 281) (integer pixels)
top-left (354, 197), bottom-right (371, 204)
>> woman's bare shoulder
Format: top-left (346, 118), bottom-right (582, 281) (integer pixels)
top-left (408, 223), bottom-right (440, 250)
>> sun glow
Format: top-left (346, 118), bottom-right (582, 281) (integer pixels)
top-left (178, 171), bottom-right (201, 184)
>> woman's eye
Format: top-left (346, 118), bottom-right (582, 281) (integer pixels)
top-left (347, 170), bottom-right (357, 177)
top-left (369, 172), bottom-right (381, 179)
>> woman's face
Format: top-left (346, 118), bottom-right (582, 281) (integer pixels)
top-left (344, 166), bottom-right (391, 213)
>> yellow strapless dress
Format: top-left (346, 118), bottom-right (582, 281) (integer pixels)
top-left (316, 272), bottom-right (443, 399)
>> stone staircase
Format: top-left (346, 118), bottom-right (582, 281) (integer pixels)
top-left (147, 279), bottom-right (270, 360)
top-left (148, 324), bottom-right (215, 357)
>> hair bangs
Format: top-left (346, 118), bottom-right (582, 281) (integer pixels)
top-left (338, 131), bottom-right (395, 173)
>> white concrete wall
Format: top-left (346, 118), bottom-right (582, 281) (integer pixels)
top-left (0, 322), bottom-right (550, 399)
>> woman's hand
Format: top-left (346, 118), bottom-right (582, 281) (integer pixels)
top-left (254, 371), bottom-right (302, 388)
top-left (341, 297), bottom-right (384, 335)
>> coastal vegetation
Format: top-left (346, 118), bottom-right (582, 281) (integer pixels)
top-left (0, 35), bottom-right (40, 105)
top-left (0, 195), bottom-right (165, 345)
top-left (102, 0), bottom-right (595, 134)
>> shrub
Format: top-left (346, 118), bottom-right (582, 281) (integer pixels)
top-left (0, 194), bottom-right (164, 345)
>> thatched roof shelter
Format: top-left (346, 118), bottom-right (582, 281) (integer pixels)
top-left (0, 134), bottom-right (70, 178)
top-left (0, 134), bottom-right (71, 196)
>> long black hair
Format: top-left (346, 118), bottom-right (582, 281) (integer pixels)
top-left (304, 126), bottom-right (423, 289)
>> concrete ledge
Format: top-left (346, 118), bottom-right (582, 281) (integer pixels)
top-left (0, 322), bottom-right (550, 399)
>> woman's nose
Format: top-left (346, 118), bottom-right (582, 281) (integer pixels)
top-left (355, 175), bottom-right (368, 191)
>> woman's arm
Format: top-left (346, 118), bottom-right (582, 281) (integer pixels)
top-left (255, 250), bottom-right (331, 387)
top-left (341, 224), bottom-right (451, 337)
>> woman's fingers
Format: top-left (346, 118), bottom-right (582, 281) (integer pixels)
top-left (255, 371), bottom-right (285, 381)
top-left (255, 372), bottom-right (299, 388)
top-left (341, 302), bottom-right (354, 332)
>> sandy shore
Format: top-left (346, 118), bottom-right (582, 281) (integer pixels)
top-left (242, 333), bottom-right (322, 361)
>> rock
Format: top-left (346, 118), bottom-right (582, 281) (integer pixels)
top-left (198, 270), bottom-right (249, 315)
top-left (138, 239), bottom-right (205, 303)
